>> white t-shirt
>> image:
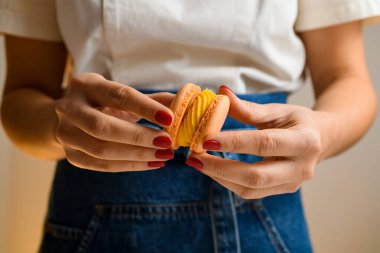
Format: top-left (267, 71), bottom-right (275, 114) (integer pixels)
top-left (1, 0), bottom-right (379, 93)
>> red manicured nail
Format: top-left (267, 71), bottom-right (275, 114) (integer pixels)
top-left (220, 84), bottom-right (233, 93)
top-left (153, 136), bottom-right (172, 148)
top-left (155, 149), bottom-right (174, 159)
top-left (155, 111), bottom-right (173, 126)
top-left (148, 161), bottom-right (165, 168)
top-left (203, 140), bottom-right (221, 150)
top-left (186, 157), bottom-right (203, 171)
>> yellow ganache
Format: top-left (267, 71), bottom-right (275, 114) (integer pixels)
top-left (177, 89), bottom-right (216, 146)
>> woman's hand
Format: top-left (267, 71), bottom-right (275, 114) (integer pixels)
top-left (55, 72), bottom-right (176, 172)
top-left (186, 86), bottom-right (335, 199)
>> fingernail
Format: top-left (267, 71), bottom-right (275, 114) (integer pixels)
top-left (220, 84), bottom-right (234, 93)
top-left (148, 161), bottom-right (165, 168)
top-left (185, 157), bottom-right (203, 171)
top-left (203, 140), bottom-right (221, 150)
top-left (155, 149), bottom-right (174, 159)
top-left (153, 136), bottom-right (172, 148)
top-left (155, 111), bottom-right (173, 126)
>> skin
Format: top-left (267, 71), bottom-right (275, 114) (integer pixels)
top-left (188, 21), bottom-right (378, 199)
top-left (1, 36), bottom-right (176, 171)
top-left (1, 21), bottom-right (377, 196)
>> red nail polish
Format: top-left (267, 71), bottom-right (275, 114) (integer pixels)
top-left (148, 161), bottom-right (165, 168)
top-left (155, 149), bottom-right (174, 159)
top-left (153, 136), bottom-right (172, 148)
top-left (185, 157), bottom-right (203, 171)
top-left (220, 84), bottom-right (234, 93)
top-left (155, 111), bottom-right (173, 126)
top-left (203, 140), bottom-right (221, 150)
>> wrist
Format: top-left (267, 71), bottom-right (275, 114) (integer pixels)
top-left (312, 110), bottom-right (342, 161)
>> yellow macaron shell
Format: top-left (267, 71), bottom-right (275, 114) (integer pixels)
top-left (177, 89), bottom-right (216, 146)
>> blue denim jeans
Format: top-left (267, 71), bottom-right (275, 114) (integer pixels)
top-left (39, 91), bottom-right (313, 253)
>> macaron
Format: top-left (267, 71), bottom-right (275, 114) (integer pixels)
top-left (164, 83), bottom-right (230, 153)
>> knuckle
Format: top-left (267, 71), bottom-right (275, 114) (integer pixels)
top-left (71, 72), bottom-right (103, 86)
top-left (249, 192), bottom-right (264, 199)
top-left (238, 188), bottom-right (253, 200)
top-left (90, 117), bottom-right (109, 136)
top-left (65, 149), bottom-right (83, 168)
top-left (287, 184), bottom-right (301, 193)
top-left (108, 86), bottom-right (131, 107)
top-left (302, 167), bottom-right (315, 180)
top-left (302, 128), bottom-right (322, 154)
top-left (55, 101), bottom-right (72, 116)
top-left (55, 134), bottom-right (63, 144)
top-left (129, 161), bottom-right (142, 171)
top-left (64, 149), bottom-right (75, 162)
top-left (131, 130), bottom-right (144, 145)
top-left (55, 123), bottom-right (71, 144)
top-left (230, 134), bottom-right (243, 152)
top-left (70, 75), bottom-right (84, 87)
top-left (212, 164), bottom-right (225, 178)
top-left (94, 158), bottom-right (110, 171)
top-left (55, 102), bottom-right (65, 115)
top-left (136, 101), bottom-right (152, 118)
top-left (55, 122), bottom-right (64, 138)
top-left (243, 101), bottom-right (259, 121)
top-left (66, 157), bottom-right (80, 168)
top-left (256, 132), bottom-right (276, 155)
top-left (135, 149), bottom-right (147, 161)
top-left (248, 170), bottom-right (267, 187)
top-left (91, 143), bottom-right (109, 159)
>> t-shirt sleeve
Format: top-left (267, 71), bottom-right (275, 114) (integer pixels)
top-left (0, 0), bottom-right (62, 41)
top-left (295, 0), bottom-right (380, 32)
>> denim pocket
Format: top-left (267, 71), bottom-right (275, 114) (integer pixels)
top-left (41, 201), bottom-right (214, 253)
top-left (39, 210), bottom-right (104, 253)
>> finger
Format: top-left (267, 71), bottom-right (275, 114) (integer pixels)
top-left (64, 148), bottom-right (165, 172)
top-left (148, 92), bottom-right (176, 108)
top-left (204, 129), bottom-right (305, 156)
top-left (210, 176), bottom-right (302, 199)
top-left (57, 122), bottom-right (173, 161)
top-left (187, 153), bottom-right (300, 188)
top-left (96, 92), bottom-right (176, 123)
top-left (56, 103), bottom-right (172, 149)
top-left (98, 106), bottom-right (141, 122)
top-left (218, 85), bottom-right (290, 125)
top-left (71, 73), bottom-right (173, 127)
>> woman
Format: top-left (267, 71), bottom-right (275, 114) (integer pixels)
top-left (1, 1), bottom-right (379, 252)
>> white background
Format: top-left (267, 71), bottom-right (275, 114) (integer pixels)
top-left (0, 24), bottom-right (379, 252)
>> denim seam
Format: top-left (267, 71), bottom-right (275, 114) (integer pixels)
top-left (75, 213), bottom-right (103, 253)
top-left (221, 151), bottom-right (241, 253)
top-left (95, 202), bottom-right (210, 218)
top-left (96, 201), bottom-right (209, 209)
top-left (228, 190), bottom-right (241, 253)
top-left (105, 212), bottom-right (210, 219)
top-left (209, 184), bottom-right (219, 253)
top-left (44, 222), bottom-right (84, 240)
top-left (235, 205), bottom-right (265, 213)
top-left (254, 205), bottom-right (291, 253)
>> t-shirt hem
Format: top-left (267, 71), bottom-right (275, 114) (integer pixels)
top-left (295, 0), bottom-right (380, 32)
top-left (0, 9), bottom-right (62, 41)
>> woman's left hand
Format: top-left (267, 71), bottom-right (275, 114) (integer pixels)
top-left (186, 86), bottom-right (335, 199)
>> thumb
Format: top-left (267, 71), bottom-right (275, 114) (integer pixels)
top-left (218, 85), bottom-right (285, 125)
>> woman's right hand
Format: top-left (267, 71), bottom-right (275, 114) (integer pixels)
top-left (55, 73), bottom-right (175, 172)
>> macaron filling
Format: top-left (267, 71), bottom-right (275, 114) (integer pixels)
top-left (177, 89), bottom-right (216, 146)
